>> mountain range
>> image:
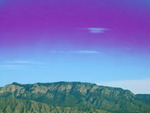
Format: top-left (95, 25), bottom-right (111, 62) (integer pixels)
top-left (0, 82), bottom-right (150, 113)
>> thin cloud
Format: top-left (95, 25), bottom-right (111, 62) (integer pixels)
top-left (98, 78), bottom-right (150, 94)
top-left (4, 60), bottom-right (44, 64)
top-left (71, 50), bottom-right (99, 54)
top-left (88, 28), bottom-right (108, 33)
top-left (0, 65), bottom-right (28, 70)
top-left (51, 50), bottom-right (99, 54)
top-left (1, 60), bottom-right (46, 70)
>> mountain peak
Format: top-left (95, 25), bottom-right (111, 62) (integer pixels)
top-left (12, 82), bottom-right (21, 85)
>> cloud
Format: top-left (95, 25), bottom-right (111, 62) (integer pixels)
top-left (0, 60), bottom-right (45, 70)
top-left (71, 50), bottom-right (99, 54)
top-left (51, 50), bottom-right (99, 54)
top-left (88, 28), bottom-right (108, 33)
top-left (0, 65), bottom-right (27, 70)
top-left (98, 78), bottom-right (150, 94)
top-left (4, 60), bottom-right (44, 64)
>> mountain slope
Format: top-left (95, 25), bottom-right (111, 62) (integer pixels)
top-left (0, 97), bottom-right (109, 113)
top-left (136, 94), bottom-right (150, 105)
top-left (0, 82), bottom-right (150, 113)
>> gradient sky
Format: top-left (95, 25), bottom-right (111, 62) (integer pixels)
top-left (0, 0), bottom-right (150, 94)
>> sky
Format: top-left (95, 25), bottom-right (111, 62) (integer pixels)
top-left (0, 0), bottom-right (150, 94)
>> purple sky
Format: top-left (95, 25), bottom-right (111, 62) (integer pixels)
top-left (0, 0), bottom-right (150, 93)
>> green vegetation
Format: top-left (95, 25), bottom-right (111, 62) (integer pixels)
top-left (0, 82), bottom-right (150, 113)
top-left (136, 94), bottom-right (150, 105)
top-left (0, 97), bottom-right (109, 113)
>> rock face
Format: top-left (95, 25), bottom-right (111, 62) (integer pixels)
top-left (0, 82), bottom-right (150, 113)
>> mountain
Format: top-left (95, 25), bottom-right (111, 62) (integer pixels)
top-left (0, 97), bottom-right (108, 113)
top-left (0, 82), bottom-right (150, 113)
top-left (135, 94), bottom-right (150, 105)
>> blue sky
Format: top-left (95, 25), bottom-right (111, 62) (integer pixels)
top-left (1, 50), bottom-right (150, 94)
top-left (0, 0), bottom-right (150, 94)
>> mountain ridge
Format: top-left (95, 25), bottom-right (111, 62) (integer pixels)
top-left (0, 81), bottom-right (150, 113)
